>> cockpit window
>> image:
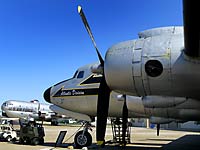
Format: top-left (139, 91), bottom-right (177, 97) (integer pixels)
top-left (73, 70), bottom-right (78, 78)
top-left (77, 71), bottom-right (84, 78)
top-left (2, 102), bottom-right (7, 107)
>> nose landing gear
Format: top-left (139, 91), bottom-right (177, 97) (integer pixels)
top-left (74, 122), bottom-right (92, 148)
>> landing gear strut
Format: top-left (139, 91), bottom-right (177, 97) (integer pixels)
top-left (157, 124), bottom-right (160, 136)
top-left (74, 122), bottom-right (92, 148)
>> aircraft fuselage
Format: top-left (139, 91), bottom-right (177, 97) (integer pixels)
top-left (1, 100), bottom-right (54, 121)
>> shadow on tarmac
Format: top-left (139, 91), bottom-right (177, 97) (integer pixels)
top-left (86, 134), bottom-right (200, 150)
top-left (9, 134), bottom-right (200, 150)
top-left (162, 135), bottom-right (200, 150)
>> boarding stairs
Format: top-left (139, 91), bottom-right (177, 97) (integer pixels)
top-left (111, 118), bottom-right (131, 144)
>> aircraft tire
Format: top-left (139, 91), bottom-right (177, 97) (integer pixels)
top-left (6, 135), bottom-right (12, 142)
top-left (32, 137), bottom-right (40, 145)
top-left (74, 130), bottom-right (92, 148)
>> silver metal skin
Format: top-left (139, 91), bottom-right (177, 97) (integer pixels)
top-left (127, 96), bottom-right (200, 121)
top-left (105, 26), bottom-right (200, 100)
top-left (44, 2), bottom-right (200, 141)
top-left (73, 1), bottom-right (200, 143)
top-left (46, 62), bottom-right (200, 124)
top-left (1, 100), bottom-right (55, 121)
top-left (49, 63), bottom-right (144, 119)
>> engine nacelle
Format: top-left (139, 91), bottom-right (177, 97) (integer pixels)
top-left (104, 26), bottom-right (197, 99)
top-left (127, 95), bottom-right (200, 121)
top-left (143, 96), bottom-right (186, 108)
top-left (150, 117), bottom-right (174, 124)
top-left (105, 40), bottom-right (136, 95)
top-left (126, 96), bottom-right (145, 115)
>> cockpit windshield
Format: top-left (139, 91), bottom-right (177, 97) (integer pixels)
top-left (2, 102), bottom-right (7, 107)
top-left (2, 102), bottom-right (13, 107)
top-left (73, 70), bottom-right (85, 79)
top-left (73, 70), bottom-right (78, 78)
top-left (77, 71), bottom-right (84, 78)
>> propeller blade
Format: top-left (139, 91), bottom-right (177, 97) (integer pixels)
top-left (77, 5), bottom-right (112, 146)
top-left (78, 6), bottom-right (104, 66)
top-left (183, 0), bottom-right (200, 57)
top-left (122, 96), bottom-right (128, 145)
top-left (96, 76), bottom-right (111, 146)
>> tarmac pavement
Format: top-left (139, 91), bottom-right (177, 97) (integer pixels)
top-left (0, 124), bottom-right (200, 150)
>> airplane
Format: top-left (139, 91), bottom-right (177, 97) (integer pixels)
top-left (43, 62), bottom-right (194, 148)
top-left (44, 0), bottom-right (200, 147)
top-left (1, 99), bottom-right (63, 125)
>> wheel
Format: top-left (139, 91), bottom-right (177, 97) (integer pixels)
top-left (12, 138), bottom-right (16, 143)
top-left (6, 135), bottom-right (12, 142)
top-left (31, 138), bottom-right (40, 145)
top-left (74, 130), bottom-right (92, 148)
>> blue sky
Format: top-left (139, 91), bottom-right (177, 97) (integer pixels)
top-left (0, 0), bottom-right (182, 106)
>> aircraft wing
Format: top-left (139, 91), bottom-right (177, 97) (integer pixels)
top-left (183, 0), bottom-right (200, 57)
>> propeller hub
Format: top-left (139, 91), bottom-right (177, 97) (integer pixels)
top-left (91, 64), bottom-right (103, 74)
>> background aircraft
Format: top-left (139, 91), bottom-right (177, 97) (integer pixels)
top-left (1, 99), bottom-right (63, 125)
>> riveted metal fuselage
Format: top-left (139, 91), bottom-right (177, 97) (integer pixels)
top-left (105, 26), bottom-right (200, 100)
top-left (49, 63), bottom-right (144, 118)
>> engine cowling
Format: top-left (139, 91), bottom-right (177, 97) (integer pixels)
top-left (142, 96), bottom-right (186, 108)
top-left (105, 40), bottom-right (136, 95)
top-left (127, 95), bottom-right (200, 121)
top-left (104, 27), bottom-right (186, 98)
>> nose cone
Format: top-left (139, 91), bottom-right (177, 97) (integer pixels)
top-left (1, 102), bottom-right (7, 111)
top-left (44, 87), bottom-right (51, 103)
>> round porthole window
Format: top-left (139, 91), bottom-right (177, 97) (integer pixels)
top-left (145, 60), bottom-right (163, 77)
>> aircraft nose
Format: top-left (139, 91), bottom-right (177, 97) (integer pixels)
top-left (1, 102), bottom-right (7, 111)
top-left (44, 87), bottom-right (51, 103)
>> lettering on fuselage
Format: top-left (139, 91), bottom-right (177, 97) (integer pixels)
top-left (53, 88), bottom-right (99, 97)
top-left (52, 74), bottom-right (101, 97)
top-left (61, 89), bottom-right (85, 96)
